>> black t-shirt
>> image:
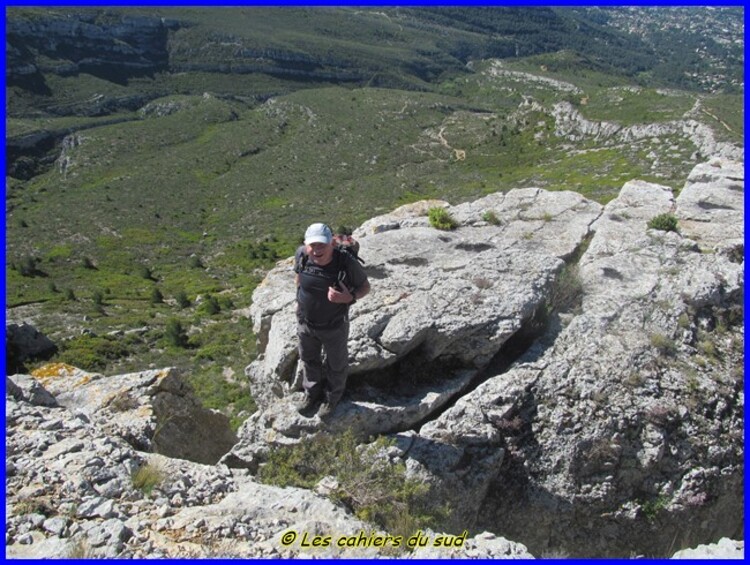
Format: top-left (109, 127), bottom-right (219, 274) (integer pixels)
top-left (294, 246), bottom-right (368, 325)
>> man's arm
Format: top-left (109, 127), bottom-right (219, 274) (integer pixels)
top-left (352, 279), bottom-right (370, 301)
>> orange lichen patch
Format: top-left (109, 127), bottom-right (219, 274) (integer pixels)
top-left (155, 369), bottom-right (172, 382)
top-left (31, 363), bottom-right (78, 380)
top-left (74, 374), bottom-right (93, 387)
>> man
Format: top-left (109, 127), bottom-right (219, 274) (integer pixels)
top-left (294, 223), bottom-right (370, 418)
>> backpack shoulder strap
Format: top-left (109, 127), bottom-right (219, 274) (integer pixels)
top-left (294, 246), bottom-right (308, 273)
top-left (334, 247), bottom-right (351, 289)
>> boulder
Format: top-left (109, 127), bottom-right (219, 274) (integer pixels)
top-left (26, 364), bottom-right (237, 465)
top-left (231, 159), bottom-right (743, 557)
top-left (6, 322), bottom-right (57, 373)
top-left (227, 188), bottom-right (602, 468)
top-left (671, 537), bottom-right (744, 559)
top-left (5, 379), bottom-right (532, 558)
top-left (420, 159), bottom-right (744, 556)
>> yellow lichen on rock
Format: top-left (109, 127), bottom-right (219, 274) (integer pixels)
top-left (31, 363), bottom-right (78, 380)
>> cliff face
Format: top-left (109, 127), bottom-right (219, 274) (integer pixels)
top-left (5, 159), bottom-right (743, 558)
top-left (6, 11), bottom-right (176, 85)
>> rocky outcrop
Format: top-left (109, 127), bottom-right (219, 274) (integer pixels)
top-left (671, 538), bottom-right (744, 559)
top-left (6, 11), bottom-right (177, 82)
top-left (6, 371), bottom-right (532, 558)
top-left (5, 323), bottom-right (58, 374)
top-left (227, 188), bottom-right (602, 469)
top-left (551, 101), bottom-right (743, 162)
top-left (444, 157), bottom-right (743, 556)
top-left (9, 365), bottom-right (731, 558)
top-left (26, 364), bottom-right (237, 465)
top-left (228, 158), bottom-right (743, 557)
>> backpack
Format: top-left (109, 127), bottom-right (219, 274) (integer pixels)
top-left (295, 233), bottom-right (365, 292)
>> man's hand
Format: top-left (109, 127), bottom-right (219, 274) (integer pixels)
top-left (328, 285), bottom-right (354, 304)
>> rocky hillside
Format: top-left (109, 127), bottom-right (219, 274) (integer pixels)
top-left (7, 157), bottom-right (743, 558)
top-left (225, 157), bottom-right (744, 557)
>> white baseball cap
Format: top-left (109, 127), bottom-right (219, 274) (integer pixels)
top-left (304, 223), bottom-right (333, 245)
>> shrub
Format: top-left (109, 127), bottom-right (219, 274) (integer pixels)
top-left (58, 334), bottom-right (129, 370)
top-left (132, 463), bottom-right (164, 495)
top-left (639, 495), bottom-right (670, 522)
top-left (176, 291), bottom-right (191, 308)
top-left (194, 343), bottom-right (234, 361)
top-left (428, 207), bottom-right (458, 230)
top-left (189, 256), bottom-right (204, 269)
top-left (16, 255), bottom-right (40, 277)
top-left (164, 318), bottom-right (188, 348)
top-left (202, 295), bottom-right (220, 315)
top-left (647, 213), bottom-right (678, 232)
top-left (482, 210), bottom-right (500, 225)
top-left (650, 332), bottom-right (677, 355)
top-left (138, 265), bottom-right (154, 280)
top-left (150, 287), bottom-right (164, 304)
top-left (258, 429), bottom-right (448, 542)
top-left (547, 264), bottom-right (583, 314)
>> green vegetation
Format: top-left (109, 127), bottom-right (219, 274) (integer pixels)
top-left (258, 430), bottom-right (448, 544)
top-left (639, 495), bottom-right (670, 522)
top-left (650, 333), bottom-right (677, 356)
top-left (647, 213), bottom-right (679, 232)
top-left (547, 264), bottom-right (583, 315)
top-left (131, 463), bottom-right (165, 496)
top-left (482, 210), bottom-right (501, 225)
top-left (428, 207), bottom-right (458, 230)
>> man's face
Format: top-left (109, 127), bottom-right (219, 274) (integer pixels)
top-left (306, 241), bottom-right (334, 264)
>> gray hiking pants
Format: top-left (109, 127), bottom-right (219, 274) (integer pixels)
top-left (298, 319), bottom-right (349, 405)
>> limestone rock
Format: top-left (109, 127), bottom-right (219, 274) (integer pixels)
top-left (671, 537), bottom-right (744, 559)
top-left (25, 364), bottom-right (237, 464)
top-left (228, 188), bottom-right (602, 468)
top-left (675, 157), bottom-right (744, 253)
top-left (434, 160), bottom-right (744, 557)
top-left (5, 380), bottom-right (532, 558)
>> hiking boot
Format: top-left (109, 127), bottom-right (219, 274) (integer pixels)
top-left (296, 393), bottom-right (322, 416)
top-left (318, 398), bottom-right (339, 419)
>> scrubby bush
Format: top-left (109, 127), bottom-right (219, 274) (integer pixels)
top-left (258, 429), bottom-right (449, 543)
top-left (150, 288), bottom-right (164, 304)
top-left (138, 265), bottom-right (155, 280)
top-left (482, 210), bottom-right (500, 225)
top-left (131, 463), bottom-right (164, 495)
top-left (647, 213), bottom-right (678, 232)
top-left (202, 294), bottom-right (220, 315)
top-left (176, 291), bottom-right (191, 308)
top-left (164, 318), bottom-right (188, 348)
top-left (428, 207), bottom-right (458, 230)
top-left (547, 264), bottom-right (583, 314)
top-left (58, 334), bottom-right (129, 370)
top-left (650, 332), bottom-right (677, 355)
top-left (20, 256), bottom-right (39, 277)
